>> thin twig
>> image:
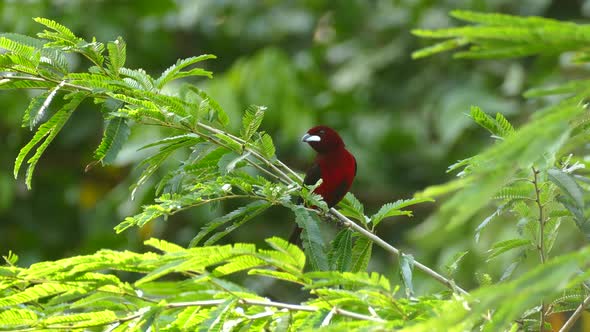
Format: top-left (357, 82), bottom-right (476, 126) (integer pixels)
top-left (172, 298), bottom-right (386, 323)
top-left (532, 167), bottom-right (547, 331)
top-left (195, 129), bottom-right (288, 184)
top-left (196, 122), bottom-right (294, 183)
top-left (277, 159), bottom-right (304, 180)
top-left (532, 167), bottom-right (546, 264)
top-left (559, 294), bottom-right (590, 332)
top-left (38, 296), bottom-right (385, 330)
top-left (0, 74), bottom-right (94, 92)
top-left (330, 209), bottom-right (468, 295)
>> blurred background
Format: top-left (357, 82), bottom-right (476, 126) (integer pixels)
top-left (1, 0), bottom-right (589, 313)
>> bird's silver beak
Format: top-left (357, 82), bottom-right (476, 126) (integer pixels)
top-left (302, 133), bottom-right (321, 142)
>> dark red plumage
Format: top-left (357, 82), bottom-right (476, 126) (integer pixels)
top-left (301, 126), bottom-right (357, 207)
top-left (289, 125), bottom-right (357, 244)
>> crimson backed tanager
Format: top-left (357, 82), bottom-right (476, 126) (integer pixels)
top-left (289, 125), bottom-right (357, 244)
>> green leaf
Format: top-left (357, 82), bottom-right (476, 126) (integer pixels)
top-left (298, 308), bottom-right (331, 329)
top-left (3, 250), bottom-right (19, 265)
top-left (474, 205), bottom-right (504, 242)
top-left (444, 250), bottom-right (469, 277)
top-left (417, 177), bottom-right (471, 198)
top-left (370, 197), bottom-right (434, 226)
top-left (543, 216), bottom-right (561, 255)
top-left (155, 54), bottom-right (216, 89)
top-left (106, 36), bottom-right (126, 76)
top-left (450, 10), bottom-right (566, 27)
top-left (328, 229), bottom-right (353, 272)
top-left (547, 168), bottom-right (584, 209)
top-left (14, 92), bottom-right (86, 188)
top-left (217, 151), bottom-right (251, 174)
top-left (338, 193), bottom-right (366, 224)
top-left (190, 200), bottom-right (271, 247)
top-left (171, 307), bottom-right (203, 331)
top-left (550, 288), bottom-right (590, 314)
top-left (487, 238), bottom-right (531, 261)
top-left (240, 105), bottom-right (267, 141)
top-left (0, 308), bottom-right (38, 327)
top-left (0, 33), bottom-right (44, 49)
top-left (39, 47), bottom-right (69, 74)
top-left (413, 10), bottom-right (590, 60)
top-left (305, 270), bottom-right (391, 291)
top-left (257, 133), bottom-right (276, 159)
top-left (213, 132), bottom-right (242, 152)
top-left (494, 183), bottom-right (533, 200)
top-left (119, 67), bottom-right (154, 90)
top-left (115, 194), bottom-right (190, 233)
top-left (130, 134), bottom-right (202, 198)
top-left (135, 244), bottom-right (253, 285)
top-left (76, 40), bottom-right (106, 67)
top-left (21, 92), bottom-right (48, 129)
top-left (469, 106), bottom-right (513, 138)
top-left (265, 236), bottom-right (306, 271)
top-left (214, 255), bottom-right (265, 276)
top-left (524, 79), bottom-right (590, 98)
top-left (67, 72), bottom-right (114, 90)
top-left (135, 305), bottom-right (161, 332)
top-left (199, 299), bottom-right (236, 332)
top-left (558, 196), bottom-right (590, 241)
top-left (93, 117), bottom-right (130, 165)
top-left (495, 112), bottom-right (514, 136)
top-left (0, 78), bottom-right (55, 91)
top-left (0, 283), bottom-right (80, 307)
top-left (500, 259), bottom-right (522, 282)
top-left (34, 17), bottom-right (81, 45)
top-left (139, 133), bottom-right (201, 151)
top-left (24, 93), bottom-right (86, 189)
top-left (350, 236), bottom-right (372, 273)
top-left (188, 87), bottom-right (230, 127)
top-left (248, 268), bottom-right (303, 284)
top-left (43, 310), bottom-right (118, 327)
top-left (26, 81), bottom-right (67, 129)
top-left (399, 253), bottom-right (415, 298)
top-left (0, 37), bottom-right (39, 61)
top-left (292, 206), bottom-right (328, 271)
top-left (144, 238), bottom-right (185, 253)
top-left (412, 38), bottom-right (469, 59)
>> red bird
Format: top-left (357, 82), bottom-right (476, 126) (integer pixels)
top-left (290, 125), bottom-right (357, 243)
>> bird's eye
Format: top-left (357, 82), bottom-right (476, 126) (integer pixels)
top-left (319, 130), bottom-right (325, 135)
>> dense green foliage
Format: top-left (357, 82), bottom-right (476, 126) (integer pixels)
top-left (2, 2), bottom-right (590, 331)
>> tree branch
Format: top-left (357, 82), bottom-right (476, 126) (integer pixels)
top-left (558, 294), bottom-right (590, 332)
top-left (169, 298), bottom-right (386, 323)
top-left (330, 209), bottom-right (468, 295)
top-left (532, 166), bottom-right (547, 331)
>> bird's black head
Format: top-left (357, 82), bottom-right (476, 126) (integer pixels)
top-left (302, 125), bottom-right (345, 153)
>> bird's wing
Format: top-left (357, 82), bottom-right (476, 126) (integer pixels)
top-left (303, 162), bottom-right (322, 186)
top-left (328, 180), bottom-right (349, 208)
top-left (330, 154), bottom-right (356, 207)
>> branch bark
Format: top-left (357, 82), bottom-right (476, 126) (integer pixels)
top-left (558, 294), bottom-right (590, 332)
